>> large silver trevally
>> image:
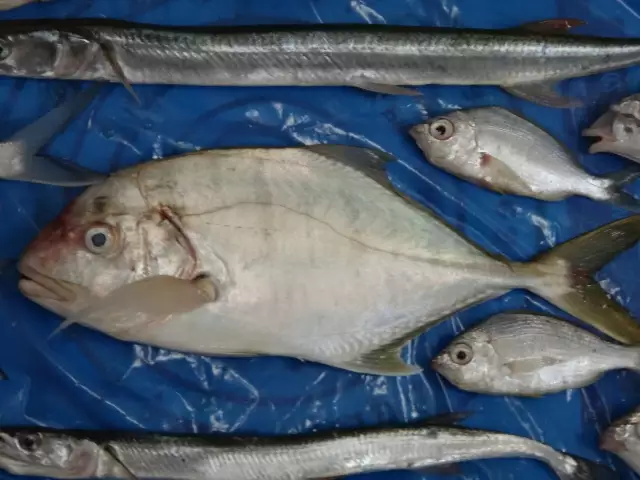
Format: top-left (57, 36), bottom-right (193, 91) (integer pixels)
top-left (0, 18), bottom-right (640, 107)
top-left (409, 107), bottom-right (640, 211)
top-left (432, 312), bottom-right (640, 396)
top-left (583, 94), bottom-right (640, 163)
top-left (0, 420), bottom-right (615, 479)
top-left (601, 406), bottom-right (640, 474)
top-left (16, 145), bottom-right (640, 375)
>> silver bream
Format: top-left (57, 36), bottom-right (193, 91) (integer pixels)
top-left (432, 312), bottom-right (640, 396)
top-left (410, 106), bottom-right (640, 211)
top-left (584, 93), bottom-right (640, 163)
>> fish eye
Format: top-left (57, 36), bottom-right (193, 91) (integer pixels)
top-left (429, 118), bottom-right (455, 140)
top-left (16, 433), bottom-right (42, 452)
top-left (0, 43), bottom-right (10, 61)
top-left (84, 225), bottom-right (114, 255)
top-left (449, 343), bottom-right (473, 365)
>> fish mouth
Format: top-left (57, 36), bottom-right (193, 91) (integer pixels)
top-left (600, 433), bottom-right (627, 454)
top-left (17, 263), bottom-right (76, 304)
top-left (582, 111), bottom-right (617, 154)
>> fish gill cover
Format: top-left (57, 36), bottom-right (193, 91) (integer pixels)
top-left (0, 0), bottom-right (638, 479)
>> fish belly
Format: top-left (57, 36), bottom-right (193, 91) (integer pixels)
top-left (124, 202), bottom-right (518, 365)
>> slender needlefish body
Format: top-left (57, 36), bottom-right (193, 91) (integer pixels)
top-left (0, 423), bottom-right (614, 479)
top-left (0, 18), bottom-right (639, 106)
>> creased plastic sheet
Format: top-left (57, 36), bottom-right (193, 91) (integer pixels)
top-left (0, 0), bottom-right (638, 479)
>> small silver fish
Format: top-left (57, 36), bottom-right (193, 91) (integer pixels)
top-left (432, 312), bottom-right (640, 397)
top-left (601, 406), bottom-right (640, 474)
top-left (409, 106), bottom-right (640, 211)
top-left (583, 94), bottom-right (640, 163)
top-left (0, 421), bottom-right (614, 479)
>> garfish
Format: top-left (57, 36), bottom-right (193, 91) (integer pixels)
top-left (16, 145), bottom-right (640, 375)
top-left (0, 418), bottom-right (616, 479)
top-left (0, 18), bottom-right (639, 106)
top-left (409, 106), bottom-right (640, 211)
top-left (432, 312), bottom-right (640, 397)
top-left (601, 406), bottom-right (640, 474)
top-left (0, 84), bottom-right (106, 186)
top-left (583, 94), bottom-right (640, 163)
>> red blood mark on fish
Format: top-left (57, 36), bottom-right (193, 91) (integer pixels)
top-left (480, 152), bottom-right (493, 167)
top-left (22, 200), bottom-right (86, 269)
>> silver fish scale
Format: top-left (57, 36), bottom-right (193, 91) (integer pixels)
top-left (102, 428), bottom-right (571, 480)
top-left (482, 314), bottom-right (629, 367)
top-left (3, 24), bottom-right (640, 87)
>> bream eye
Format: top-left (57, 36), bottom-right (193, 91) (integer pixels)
top-left (429, 118), bottom-right (455, 140)
top-left (449, 343), bottom-right (474, 365)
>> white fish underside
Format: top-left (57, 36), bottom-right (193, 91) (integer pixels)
top-left (98, 148), bottom-right (523, 371)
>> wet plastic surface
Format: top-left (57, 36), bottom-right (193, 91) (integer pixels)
top-left (0, 0), bottom-right (639, 479)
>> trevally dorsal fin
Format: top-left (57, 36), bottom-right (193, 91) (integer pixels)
top-left (303, 144), bottom-right (396, 190)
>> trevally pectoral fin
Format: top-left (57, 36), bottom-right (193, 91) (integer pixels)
top-left (339, 341), bottom-right (422, 376)
top-left (50, 275), bottom-right (218, 339)
top-left (502, 82), bottom-right (583, 108)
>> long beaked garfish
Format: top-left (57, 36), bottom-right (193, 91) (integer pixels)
top-left (16, 145), bottom-right (640, 375)
top-left (0, 18), bottom-right (639, 106)
top-left (432, 312), bottom-right (640, 397)
top-left (0, 419), bottom-right (616, 479)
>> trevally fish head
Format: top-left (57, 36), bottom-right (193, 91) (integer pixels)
top-left (17, 171), bottom-right (192, 319)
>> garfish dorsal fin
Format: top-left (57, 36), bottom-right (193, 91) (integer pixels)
top-left (516, 18), bottom-right (586, 34)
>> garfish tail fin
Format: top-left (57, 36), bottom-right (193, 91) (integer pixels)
top-left (517, 216), bottom-right (640, 345)
top-left (604, 166), bottom-right (640, 213)
top-left (554, 454), bottom-right (618, 480)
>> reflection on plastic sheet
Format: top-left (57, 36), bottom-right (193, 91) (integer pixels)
top-left (0, 0), bottom-right (638, 479)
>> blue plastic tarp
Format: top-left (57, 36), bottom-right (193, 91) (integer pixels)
top-left (0, 0), bottom-right (639, 479)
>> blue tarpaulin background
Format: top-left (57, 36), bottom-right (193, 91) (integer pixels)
top-left (0, 0), bottom-right (639, 479)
